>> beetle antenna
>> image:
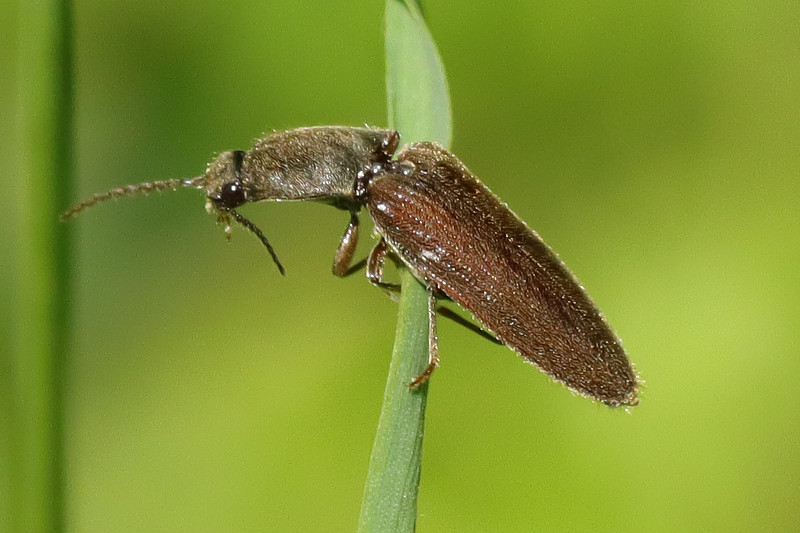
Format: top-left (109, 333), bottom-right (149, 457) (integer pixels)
top-left (61, 176), bottom-right (206, 219)
top-left (229, 209), bottom-right (286, 276)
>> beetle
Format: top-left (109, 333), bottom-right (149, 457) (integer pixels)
top-left (64, 126), bottom-right (639, 407)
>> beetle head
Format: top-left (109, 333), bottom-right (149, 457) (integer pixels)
top-left (202, 149), bottom-right (284, 274)
top-left (204, 150), bottom-right (247, 211)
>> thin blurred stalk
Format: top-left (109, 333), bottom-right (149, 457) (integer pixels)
top-left (357, 1), bottom-right (451, 531)
top-left (10, 1), bottom-right (73, 531)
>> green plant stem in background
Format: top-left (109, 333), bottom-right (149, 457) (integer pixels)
top-left (358, 1), bottom-right (451, 531)
top-left (10, 1), bottom-right (73, 532)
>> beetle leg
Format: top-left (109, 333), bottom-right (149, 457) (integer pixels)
top-left (366, 238), bottom-right (401, 294)
top-left (338, 258), bottom-right (368, 278)
top-left (366, 239), bottom-right (499, 348)
top-left (332, 212), bottom-right (360, 277)
top-left (367, 238), bottom-right (443, 386)
top-left (436, 306), bottom-right (502, 345)
top-left (409, 285), bottom-right (441, 389)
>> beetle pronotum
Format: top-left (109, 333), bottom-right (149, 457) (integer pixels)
top-left (65, 126), bottom-right (639, 407)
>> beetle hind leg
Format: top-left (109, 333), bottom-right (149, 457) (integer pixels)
top-left (409, 285), bottom-right (440, 389)
top-left (436, 306), bottom-right (502, 345)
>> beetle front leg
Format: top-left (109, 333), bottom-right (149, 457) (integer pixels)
top-left (409, 285), bottom-right (440, 389)
top-left (332, 212), bottom-right (360, 277)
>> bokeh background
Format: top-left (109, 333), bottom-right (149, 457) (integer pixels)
top-left (3, 1), bottom-right (799, 531)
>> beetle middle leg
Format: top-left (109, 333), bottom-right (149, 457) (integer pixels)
top-left (366, 237), bottom-right (401, 294)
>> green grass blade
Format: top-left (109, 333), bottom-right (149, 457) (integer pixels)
top-left (9, 1), bottom-right (74, 531)
top-left (385, 0), bottom-right (452, 147)
top-left (357, 270), bottom-right (432, 533)
top-left (358, 1), bottom-right (451, 531)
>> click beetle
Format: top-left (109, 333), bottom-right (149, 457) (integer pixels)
top-left (65, 126), bottom-right (639, 406)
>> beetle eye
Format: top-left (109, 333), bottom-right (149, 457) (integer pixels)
top-left (215, 181), bottom-right (246, 210)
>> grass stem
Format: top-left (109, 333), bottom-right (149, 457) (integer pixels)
top-left (357, 1), bottom-right (451, 530)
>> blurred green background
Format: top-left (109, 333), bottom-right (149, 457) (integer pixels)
top-left (3, 1), bottom-right (799, 531)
